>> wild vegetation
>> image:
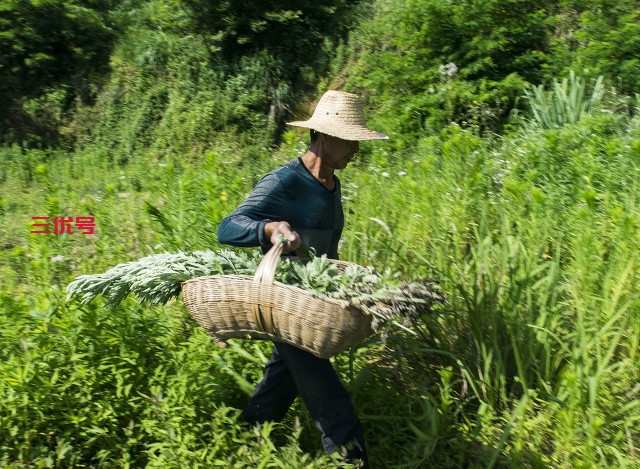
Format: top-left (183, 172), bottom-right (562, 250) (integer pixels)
top-left (1, 0), bottom-right (639, 467)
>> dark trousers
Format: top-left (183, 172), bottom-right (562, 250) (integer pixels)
top-left (242, 342), bottom-right (369, 468)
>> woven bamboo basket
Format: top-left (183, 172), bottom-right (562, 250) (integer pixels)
top-left (181, 243), bottom-right (375, 359)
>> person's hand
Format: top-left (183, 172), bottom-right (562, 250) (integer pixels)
top-left (264, 221), bottom-right (301, 253)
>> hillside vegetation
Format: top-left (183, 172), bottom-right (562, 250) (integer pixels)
top-left (1, 0), bottom-right (639, 467)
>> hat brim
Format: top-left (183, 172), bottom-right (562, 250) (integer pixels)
top-left (287, 119), bottom-right (388, 141)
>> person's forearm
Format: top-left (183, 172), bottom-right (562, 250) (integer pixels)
top-left (218, 215), bottom-right (269, 247)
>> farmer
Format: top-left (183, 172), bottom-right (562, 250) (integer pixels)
top-left (217, 90), bottom-right (388, 468)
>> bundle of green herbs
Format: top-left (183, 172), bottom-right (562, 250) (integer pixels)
top-left (66, 250), bottom-right (447, 333)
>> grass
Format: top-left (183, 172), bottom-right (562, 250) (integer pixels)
top-left (1, 100), bottom-right (639, 466)
top-left (335, 106), bottom-right (640, 466)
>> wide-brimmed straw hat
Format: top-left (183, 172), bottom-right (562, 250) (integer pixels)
top-left (287, 90), bottom-right (388, 141)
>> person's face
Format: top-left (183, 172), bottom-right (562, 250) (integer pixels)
top-left (321, 134), bottom-right (360, 170)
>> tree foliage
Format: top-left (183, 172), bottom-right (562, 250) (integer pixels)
top-left (0, 0), bottom-right (363, 149)
top-left (550, 0), bottom-right (640, 93)
top-left (0, 0), bottom-right (116, 145)
top-left (1, 0), bottom-right (639, 150)
top-left (344, 0), bottom-right (640, 143)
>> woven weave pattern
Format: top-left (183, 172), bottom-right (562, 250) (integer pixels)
top-left (181, 244), bottom-right (375, 359)
top-left (287, 90), bottom-right (388, 141)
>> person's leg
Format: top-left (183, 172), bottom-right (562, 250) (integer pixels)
top-left (274, 343), bottom-right (369, 468)
top-left (242, 345), bottom-right (299, 424)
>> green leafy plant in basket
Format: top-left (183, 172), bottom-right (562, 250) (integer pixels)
top-left (66, 249), bottom-right (447, 336)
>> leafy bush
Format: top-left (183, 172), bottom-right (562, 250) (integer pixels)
top-left (0, 0), bottom-right (115, 146)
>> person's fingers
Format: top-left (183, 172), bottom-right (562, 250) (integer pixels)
top-left (278, 228), bottom-right (300, 253)
top-left (286, 231), bottom-right (297, 241)
top-left (279, 232), bottom-right (300, 253)
top-left (268, 221), bottom-right (289, 244)
top-left (267, 222), bottom-right (302, 253)
top-left (287, 231), bottom-right (301, 251)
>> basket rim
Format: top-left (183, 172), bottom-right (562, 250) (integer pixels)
top-left (181, 274), bottom-right (366, 313)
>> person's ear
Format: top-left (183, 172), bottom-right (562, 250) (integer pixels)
top-left (317, 132), bottom-right (326, 150)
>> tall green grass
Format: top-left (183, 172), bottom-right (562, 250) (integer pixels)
top-left (1, 86), bottom-right (639, 467)
top-left (340, 105), bottom-right (639, 465)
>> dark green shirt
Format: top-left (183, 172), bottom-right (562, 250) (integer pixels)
top-left (217, 158), bottom-right (344, 258)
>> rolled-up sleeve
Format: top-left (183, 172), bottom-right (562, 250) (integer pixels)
top-left (217, 173), bottom-right (284, 248)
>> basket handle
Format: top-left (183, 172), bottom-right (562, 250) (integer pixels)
top-left (253, 240), bottom-right (285, 286)
top-left (251, 240), bottom-right (314, 334)
top-left (251, 240), bottom-right (286, 334)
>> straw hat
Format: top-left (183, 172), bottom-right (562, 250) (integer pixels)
top-left (287, 90), bottom-right (388, 141)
